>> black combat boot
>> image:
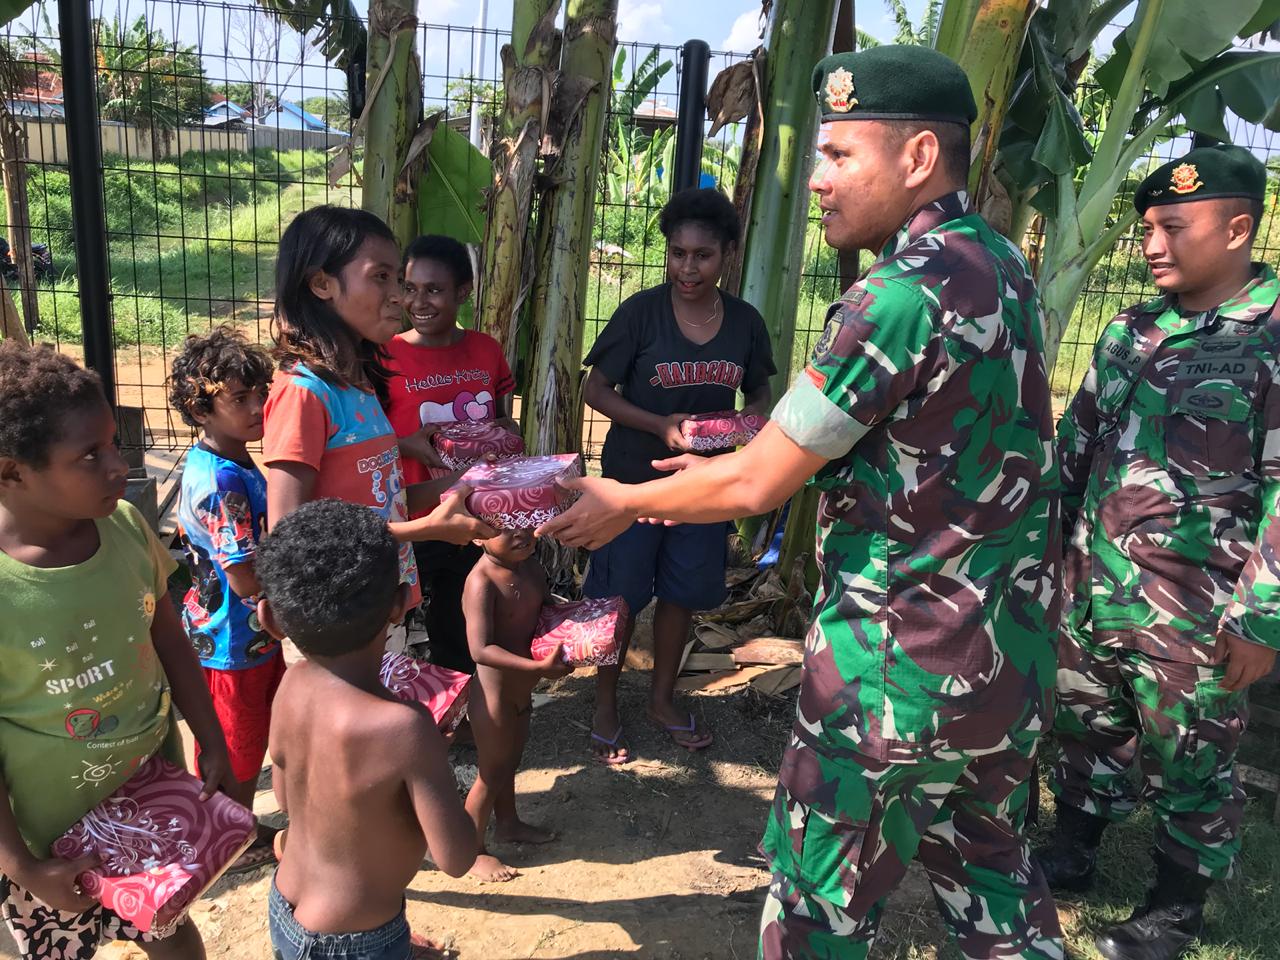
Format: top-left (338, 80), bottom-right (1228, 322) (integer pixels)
top-left (1094, 854), bottom-right (1212, 960)
top-left (1033, 803), bottom-right (1109, 892)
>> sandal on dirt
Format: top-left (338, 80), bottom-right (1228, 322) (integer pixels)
top-left (589, 726), bottom-right (631, 766)
top-left (226, 829), bottom-right (278, 876)
top-left (658, 713), bottom-right (712, 752)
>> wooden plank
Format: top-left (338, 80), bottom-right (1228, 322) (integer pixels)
top-left (676, 637), bottom-right (696, 676)
top-left (732, 637), bottom-right (805, 666)
top-left (693, 622), bottom-right (739, 650)
top-left (682, 653), bottom-right (737, 673)
top-left (675, 666), bottom-right (771, 693)
top-left (751, 665), bottom-right (803, 696)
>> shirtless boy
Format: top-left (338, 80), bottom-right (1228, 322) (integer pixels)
top-left (462, 529), bottom-right (573, 882)
top-left (257, 499), bottom-right (476, 959)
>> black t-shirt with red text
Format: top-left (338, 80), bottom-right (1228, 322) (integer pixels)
top-left (584, 283), bottom-right (776, 484)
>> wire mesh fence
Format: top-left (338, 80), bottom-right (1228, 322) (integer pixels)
top-left (0, 0), bottom-right (1276, 465)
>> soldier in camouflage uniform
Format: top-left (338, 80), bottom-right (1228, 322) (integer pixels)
top-left (1036, 145), bottom-right (1279, 960)
top-left (540, 45), bottom-right (1064, 960)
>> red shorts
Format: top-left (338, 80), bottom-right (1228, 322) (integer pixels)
top-left (196, 654), bottom-right (286, 785)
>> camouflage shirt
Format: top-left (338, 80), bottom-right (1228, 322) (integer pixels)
top-left (771, 191), bottom-right (1061, 773)
top-left (1059, 264), bottom-right (1280, 665)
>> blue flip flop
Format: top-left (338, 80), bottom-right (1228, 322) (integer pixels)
top-left (589, 726), bottom-right (631, 765)
top-left (661, 713), bottom-right (713, 751)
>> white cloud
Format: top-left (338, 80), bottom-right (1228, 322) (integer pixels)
top-left (722, 7), bottom-right (762, 52)
top-left (617, 0), bottom-right (671, 42)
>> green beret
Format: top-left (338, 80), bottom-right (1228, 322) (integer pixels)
top-left (1134, 144), bottom-right (1266, 214)
top-left (811, 46), bottom-right (977, 126)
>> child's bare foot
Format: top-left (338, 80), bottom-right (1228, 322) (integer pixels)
top-left (469, 852), bottom-right (520, 882)
top-left (494, 818), bottom-right (556, 845)
top-left (590, 704), bottom-right (630, 764)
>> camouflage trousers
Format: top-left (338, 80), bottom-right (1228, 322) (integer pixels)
top-left (1051, 625), bottom-right (1248, 880)
top-left (758, 747), bottom-right (1063, 959)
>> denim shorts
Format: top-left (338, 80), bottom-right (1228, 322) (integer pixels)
top-left (269, 877), bottom-right (412, 960)
top-left (583, 519), bottom-right (730, 613)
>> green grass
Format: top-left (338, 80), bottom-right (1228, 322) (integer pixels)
top-left (14, 146), bottom-right (351, 347)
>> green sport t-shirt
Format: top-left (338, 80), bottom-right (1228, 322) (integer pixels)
top-left (0, 501), bottom-right (182, 856)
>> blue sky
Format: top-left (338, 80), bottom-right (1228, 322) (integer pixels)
top-left (15, 0), bottom-right (1122, 110)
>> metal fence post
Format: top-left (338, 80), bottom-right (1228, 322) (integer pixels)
top-left (57, 0), bottom-right (115, 409)
top-left (673, 39), bottom-right (710, 193)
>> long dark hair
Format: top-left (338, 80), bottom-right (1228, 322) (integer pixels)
top-left (273, 205), bottom-right (397, 401)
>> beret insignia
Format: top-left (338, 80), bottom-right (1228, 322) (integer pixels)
top-left (1170, 163), bottom-right (1203, 196)
top-left (825, 67), bottom-right (857, 113)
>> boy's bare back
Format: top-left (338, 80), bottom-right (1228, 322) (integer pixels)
top-left (269, 660), bottom-right (474, 934)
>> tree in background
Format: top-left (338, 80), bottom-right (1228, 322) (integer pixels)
top-left (301, 93), bottom-right (351, 128)
top-left (227, 6), bottom-right (316, 120)
top-left (933, 0), bottom-right (1280, 366)
top-left (94, 14), bottom-right (210, 159)
top-left (445, 73), bottom-right (501, 144)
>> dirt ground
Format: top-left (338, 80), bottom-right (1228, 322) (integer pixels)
top-left (0, 614), bottom-right (954, 960)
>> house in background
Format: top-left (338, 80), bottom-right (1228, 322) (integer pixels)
top-left (203, 95), bottom-right (253, 128)
top-left (6, 54), bottom-right (64, 119)
top-left (255, 100), bottom-right (348, 137)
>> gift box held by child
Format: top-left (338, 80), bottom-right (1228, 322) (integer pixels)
top-left (0, 342), bottom-right (233, 960)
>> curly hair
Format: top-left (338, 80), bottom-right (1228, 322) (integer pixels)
top-left (659, 188), bottom-right (742, 250)
top-left (167, 326), bottom-right (274, 429)
top-left (0, 341), bottom-right (107, 468)
top-left (403, 234), bottom-right (474, 289)
top-left (256, 498), bottom-right (401, 658)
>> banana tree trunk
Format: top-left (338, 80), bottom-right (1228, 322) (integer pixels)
top-left (362, 0), bottom-right (422, 245)
top-left (737, 0), bottom-right (839, 402)
top-left (735, 0), bottom-right (837, 554)
top-left (0, 103), bottom-right (37, 336)
top-left (476, 1), bottom-right (563, 372)
top-left (524, 0), bottom-right (618, 458)
top-left (935, 0), bottom-right (1035, 233)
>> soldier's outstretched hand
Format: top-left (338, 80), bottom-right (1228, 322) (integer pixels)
top-left (537, 475), bottom-right (636, 549)
top-left (1214, 629), bottom-right (1278, 691)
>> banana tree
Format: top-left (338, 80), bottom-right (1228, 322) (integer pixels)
top-left (524, 0), bottom-right (618, 459)
top-left (990, 0), bottom-right (1280, 367)
top-left (737, 0), bottom-right (841, 402)
top-left (523, 0), bottom-right (618, 591)
top-left (476, 1), bottom-right (563, 369)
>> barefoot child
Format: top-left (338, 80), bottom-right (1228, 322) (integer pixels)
top-left (259, 499), bottom-right (476, 958)
top-left (263, 207), bottom-right (495, 653)
top-left (462, 529), bottom-right (572, 882)
top-left (383, 235), bottom-right (518, 674)
top-left (168, 326), bottom-right (281, 873)
top-left (0, 342), bottom-right (234, 959)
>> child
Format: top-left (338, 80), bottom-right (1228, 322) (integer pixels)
top-left (262, 207), bottom-right (495, 648)
top-left (168, 326), bottom-right (280, 872)
top-left (461, 529), bottom-right (572, 882)
top-left (259, 499), bottom-right (476, 958)
top-left (0, 342), bottom-right (234, 960)
top-left (383, 235), bottom-right (517, 674)
top-left (581, 188), bottom-right (775, 762)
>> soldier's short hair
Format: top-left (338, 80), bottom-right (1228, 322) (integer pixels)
top-left (1220, 196), bottom-right (1265, 243)
top-left (881, 120), bottom-right (971, 188)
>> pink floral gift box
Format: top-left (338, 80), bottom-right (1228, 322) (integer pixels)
top-left (51, 755), bottom-right (256, 932)
top-left (530, 597), bottom-right (630, 667)
top-left (445, 453), bottom-right (583, 529)
top-left (680, 411), bottom-right (767, 451)
top-left (430, 421), bottom-right (525, 470)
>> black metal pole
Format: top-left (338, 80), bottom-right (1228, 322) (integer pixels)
top-left (673, 39), bottom-right (710, 193)
top-left (57, 0), bottom-right (115, 409)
